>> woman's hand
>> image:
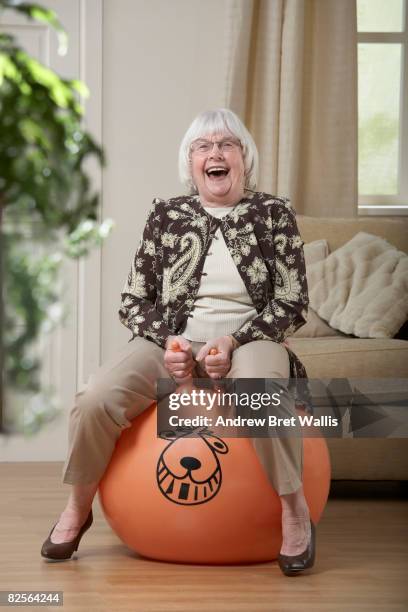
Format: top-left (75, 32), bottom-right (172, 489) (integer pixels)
top-left (195, 336), bottom-right (235, 380)
top-left (164, 336), bottom-right (195, 382)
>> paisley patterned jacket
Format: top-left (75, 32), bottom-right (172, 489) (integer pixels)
top-left (119, 191), bottom-right (309, 380)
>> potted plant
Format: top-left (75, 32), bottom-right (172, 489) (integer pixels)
top-left (0, 0), bottom-right (113, 433)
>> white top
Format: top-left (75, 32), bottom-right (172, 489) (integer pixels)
top-left (183, 206), bottom-right (258, 342)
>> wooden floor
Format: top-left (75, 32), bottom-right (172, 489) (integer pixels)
top-left (0, 463), bottom-right (407, 612)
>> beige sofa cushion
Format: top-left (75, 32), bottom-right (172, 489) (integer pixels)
top-left (307, 232), bottom-right (408, 338)
top-left (303, 239), bottom-right (329, 266)
top-left (288, 334), bottom-right (408, 480)
top-left (294, 239), bottom-right (345, 338)
top-left (286, 336), bottom-right (408, 378)
top-left (293, 310), bottom-right (345, 338)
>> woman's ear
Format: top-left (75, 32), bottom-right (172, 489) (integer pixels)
top-left (188, 157), bottom-right (197, 193)
top-left (243, 169), bottom-right (249, 188)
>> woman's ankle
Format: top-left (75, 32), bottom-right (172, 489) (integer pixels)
top-left (280, 486), bottom-right (310, 519)
top-left (62, 504), bottom-right (90, 519)
top-left (67, 482), bottom-right (98, 513)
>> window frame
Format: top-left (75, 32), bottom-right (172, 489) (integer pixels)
top-left (357, 0), bottom-right (408, 216)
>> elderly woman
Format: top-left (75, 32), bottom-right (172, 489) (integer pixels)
top-left (41, 108), bottom-right (314, 576)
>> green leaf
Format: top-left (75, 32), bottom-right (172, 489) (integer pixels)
top-left (18, 117), bottom-right (51, 149)
top-left (0, 52), bottom-right (20, 85)
top-left (0, 2), bottom-right (68, 55)
top-left (70, 79), bottom-right (89, 99)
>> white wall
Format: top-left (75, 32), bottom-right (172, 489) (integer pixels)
top-left (101, 0), bottom-right (230, 360)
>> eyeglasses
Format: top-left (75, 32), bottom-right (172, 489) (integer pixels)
top-left (190, 138), bottom-right (242, 155)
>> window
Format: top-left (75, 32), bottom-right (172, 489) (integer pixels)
top-left (357, 0), bottom-right (408, 214)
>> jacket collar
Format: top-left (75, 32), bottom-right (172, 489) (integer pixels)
top-left (187, 192), bottom-right (256, 220)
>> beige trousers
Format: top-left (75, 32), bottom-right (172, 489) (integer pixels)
top-left (62, 338), bottom-right (303, 495)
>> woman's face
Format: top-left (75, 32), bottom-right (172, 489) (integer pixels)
top-left (190, 132), bottom-right (245, 206)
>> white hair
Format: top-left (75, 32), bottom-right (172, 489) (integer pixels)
top-left (178, 108), bottom-right (259, 194)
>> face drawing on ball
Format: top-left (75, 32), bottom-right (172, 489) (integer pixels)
top-left (157, 428), bottom-right (229, 505)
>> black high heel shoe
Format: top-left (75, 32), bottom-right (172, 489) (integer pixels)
top-left (278, 520), bottom-right (316, 576)
top-left (41, 509), bottom-right (93, 561)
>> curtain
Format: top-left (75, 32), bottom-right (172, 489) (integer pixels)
top-left (224, 0), bottom-right (358, 217)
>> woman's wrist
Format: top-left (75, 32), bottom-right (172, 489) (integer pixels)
top-left (227, 335), bottom-right (240, 351)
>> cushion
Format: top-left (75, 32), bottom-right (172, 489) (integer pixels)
top-left (294, 239), bottom-right (345, 338)
top-left (286, 336), bottom-right (408, 378)
top-left (307, 232), bottom-right (408, 338)
top-left (293, 309), bottom-right (346, 338)
top-left (303, 239), bottom-right (329, 267)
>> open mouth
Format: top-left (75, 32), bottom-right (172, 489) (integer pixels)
top-left (205, 166), bottom-right (230, 179)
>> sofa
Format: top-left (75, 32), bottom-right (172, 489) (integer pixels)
top-left (286, 215), bottom-right (408, 481)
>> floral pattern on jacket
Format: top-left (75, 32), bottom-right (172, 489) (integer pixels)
top-left (119, 191), bottom-right (309, 380)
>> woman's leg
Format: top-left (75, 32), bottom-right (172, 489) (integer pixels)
top-left (49, 482), bottom-right (99, 544)
top-left (280, 486), bottom-right (311, 556)
top-left (227, 340), bottom-right (311, 556)
top-left (51, 337), bottom-right (170, 544)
